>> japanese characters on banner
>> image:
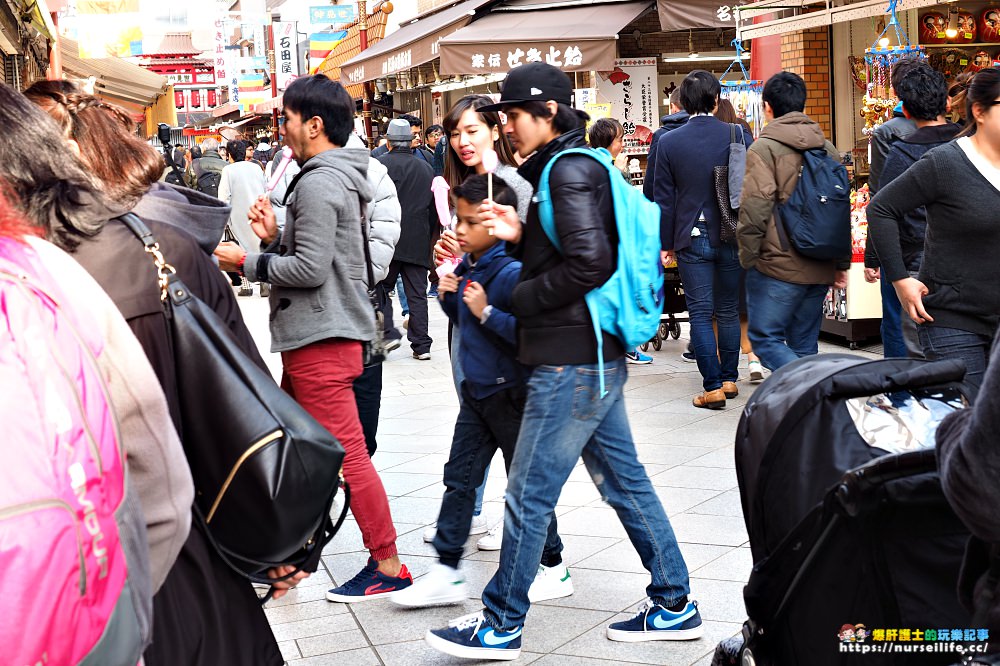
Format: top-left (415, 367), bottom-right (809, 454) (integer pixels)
top-left (471, 44), bottom-right (585, 71)
top-left (309, 5), bottom-right (356, 25)
top-left (596, 58), bottom-right (659, 146)
top-left (274, 22), bottom-right (300, 90)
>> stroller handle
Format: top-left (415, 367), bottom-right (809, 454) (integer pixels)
top-left (834, 449), bottom-right (937, 517)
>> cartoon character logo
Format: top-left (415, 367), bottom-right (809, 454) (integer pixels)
top-left (854, 624), bottom-right (870, 642)
top-left (839, 624), bottom-right (856, 643)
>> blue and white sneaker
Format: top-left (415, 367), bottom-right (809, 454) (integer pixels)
top-left (606, 598), bottom-right (703, 642)
top-left (425, 611), bottom-right (522, 661)
top-left (626, 350), bottom-right (654, 365)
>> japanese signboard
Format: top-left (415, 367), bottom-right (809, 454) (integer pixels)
top-left (439, 40), bottom-right (613, 75)
top-left (309, 5), bottom-right (356, 25)
top-left (274, 21), bottom-right (300, 90)
top-left (596, 59), bottom-right (659, 138)
top-left (658, 1), bottom-right (752, 30)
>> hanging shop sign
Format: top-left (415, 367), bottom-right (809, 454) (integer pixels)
top-left (310, 5), bottom-right (356, 25)
top-left (274, 21), bottom-right (300, 90)
top-left (596, 58), bottom-right (659, 138)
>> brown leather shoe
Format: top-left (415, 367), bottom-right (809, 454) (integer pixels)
top-left (722, 381), bottom-right (739, 399)
top-left (693, 389), bottom-right (727, 410)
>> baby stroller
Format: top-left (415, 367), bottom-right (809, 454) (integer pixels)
top-left (715, 354), bottom-right (973, 666)
top-left (640, 266), bottom-right (688, 352)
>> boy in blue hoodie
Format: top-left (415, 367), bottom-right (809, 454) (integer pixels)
top-left (391, 174), bottom-right (568, 608)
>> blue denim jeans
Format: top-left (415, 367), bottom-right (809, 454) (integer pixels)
top-left (395, 275), bottom-right (409, 316)
top-left (879, 271), bottom-right (907, 358)
top-left (745, 268), bottom-right (829, 372)
top-left (449, 324), bottom-right (488, 516)
top-left (918, 325), bottom-right (992, 399)
top-left (482, 360), bottom-right (691, 631)
top-left (675, 233), bottom-right (742, 391)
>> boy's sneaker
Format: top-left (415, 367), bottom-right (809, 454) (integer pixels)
top-left (477, 520), bottom-right (503, 551)
top-left (607, 599), bottom-right (703, 642)
top-left (681, 351), bottom-right (697, 363)
top-left (748, 360), bottom-right (765, 383)
top-left (413, 352), bottom-right (431, 361)
top-left (527, 563), bottom-right (574, 603)
top-left (391, 563), bottom-right (468, 608)
top-left (425, 611), bottom-right (521, 661)
top-left (422, 514), bottom-right (489, 543)
top-left (625, 350), bottom-right (653, 365)
top-left (326, 557), bottom-right (413, 603)
top-left (385, 338), bottom-right (402, 353)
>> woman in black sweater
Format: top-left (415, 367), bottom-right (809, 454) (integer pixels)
top-left (867, 67), bottom-right (1000, 396)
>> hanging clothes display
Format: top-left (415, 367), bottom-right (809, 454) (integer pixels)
top-left (862, 0), bottom-right (926, 136)
top-left (719, 40), bottom-right (765, 137)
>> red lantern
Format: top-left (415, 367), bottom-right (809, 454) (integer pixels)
top-left (953, 12), bottom-right (977, 43)
top-left (920, 12), bottom-right (948, 44)
top-left (980, 7), bottom-right (1000, 42)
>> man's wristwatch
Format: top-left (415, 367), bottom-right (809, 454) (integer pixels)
top-left (480, 305), bottom-right (494, 325)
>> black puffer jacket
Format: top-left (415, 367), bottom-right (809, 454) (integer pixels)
top-left (509, 127), bottom-right (624, 366)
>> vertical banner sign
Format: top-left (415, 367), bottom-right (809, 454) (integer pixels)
top-left (76, 0), bottom-right (143, 58)
top-left (596, 58), bottom-right (659, 142)
top-left (214, 17), bottom-right (228, 107)
top-left (274, 21), bottom-right (300, 90)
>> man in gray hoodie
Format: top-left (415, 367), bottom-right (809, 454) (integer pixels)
top-left (215, 74), bottom-right (413, 602)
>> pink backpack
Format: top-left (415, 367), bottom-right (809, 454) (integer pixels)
top-left (0, 237), bottom-right (151, 665)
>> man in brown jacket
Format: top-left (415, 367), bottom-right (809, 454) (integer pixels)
top-left (736, 72), bottom-right (850, 371)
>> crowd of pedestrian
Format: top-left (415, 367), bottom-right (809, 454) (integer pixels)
top-left (1, 58), bottom-right (999, 665)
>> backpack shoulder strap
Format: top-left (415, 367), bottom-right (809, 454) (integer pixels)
top-left (535, 147), bottom-right (613, 252)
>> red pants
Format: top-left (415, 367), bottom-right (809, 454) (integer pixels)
top-left (281, 339), bottom-right (398, 561)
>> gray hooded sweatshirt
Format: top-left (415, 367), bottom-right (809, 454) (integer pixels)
top-left (244, 147), bottom-right (375, 352)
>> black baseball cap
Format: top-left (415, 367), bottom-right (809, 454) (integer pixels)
top-left (480, 62), bottom-right (573, 111)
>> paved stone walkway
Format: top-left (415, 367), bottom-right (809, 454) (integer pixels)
top-left (237, 294), bottom-right (877, 665)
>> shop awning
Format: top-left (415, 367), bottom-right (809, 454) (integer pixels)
top-left (438, 0), bottom-right (652, 75)
top-left (60, 37), bottom-right (169, 107)
top-left (212, 102), bottom-right (241, 118)
top-left (738, 0), bottom-right (942, 39)
top-left (658, 0), bottom-right (752, 31)
top-left (254, 94), bottom-right (283, 114)
top-left (338, 0), bottom-right (496, 85)
top-left (18, 0), bottom-right (57, 41)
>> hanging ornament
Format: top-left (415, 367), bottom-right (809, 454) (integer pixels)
top-left (863, 0), bottom-right (926, 135)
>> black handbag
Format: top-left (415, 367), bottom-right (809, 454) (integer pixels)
top-left (118, 213), bottom-right (349, 587)
top-left (716, 123), bottom-right (744, 245)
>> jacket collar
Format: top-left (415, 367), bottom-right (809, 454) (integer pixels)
top-left (517, 127), bottom-right (588, 186)
top-left (903, 122), bottom-right (962, 145)
top-left (456, 241), bottom-right (511, 280)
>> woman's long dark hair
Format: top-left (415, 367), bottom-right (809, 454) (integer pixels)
top-left (958, 67), bottom-right (1000, 137)
top-left (25, 80), bottom-right (163, 209)
top-left (442, 95), bottom-right (518, 189)
top-left (0, 83), bottom-right (110, 251)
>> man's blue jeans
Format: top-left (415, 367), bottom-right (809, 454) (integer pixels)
top-left (918, 325), bottom-right (992, 398)
top-left (879, 271), bottom-right (907, 358)
top-left (675, 233), bottom-right (742, 391)
top-left (482, 359), bottom-right (691, 631)
top-left (746, 268), bottom-right (830, 372)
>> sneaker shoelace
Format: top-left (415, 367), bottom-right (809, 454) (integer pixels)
top-left (486, 521), bottom-right (503, 539)
top-left (450, 611), bottom-right (485, 633)
top-left (627, 598), bottom-right (658, 621)
top-left (339, 561), bottom-right (378, 589)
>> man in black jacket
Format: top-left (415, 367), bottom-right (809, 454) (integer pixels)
top-left (643, 88), bottom-right (689, 200)
top-left (378, 119), bottom-right (436, 359)
top-left (425, 62), bottom-right (701, 662)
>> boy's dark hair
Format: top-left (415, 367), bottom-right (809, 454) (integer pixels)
top-left (281, 74), bottom-right (355, 146)
top-left (588, 118), bottom-right (623, 150)
top-left (513, 101), bottom-right (589, 134)
top-left (669, 87), bottom-right (682, 111)
top-left (890, 56), bottom-right (924, 93)
top-left (763, 71), bottom-right (807, 118)
top-left (226, 139), bottom-right (247, 162)
top-left (400, 113), bottom-right (423, 129)
top-left (425, 123), bottom-right (443, 138)
top-left (896, 63), bottom-right (948, 121)
top-left (452, 173), bottom-right (518, 211)
top-left (680, 70), bottom-right (721, 115)
top-left (191, 145), bottom-right (202, 159)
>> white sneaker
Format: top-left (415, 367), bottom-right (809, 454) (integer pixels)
top-left (477, 520), bottom-right (503, 551)
top-left (528, 563), bottom-right (574, 603)
top-left (748, 360), bottom-right (764, 384)
top-left (423, 514), bottom-right (488, 543)
top-left (391, 563), bottom-right (468, 608)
